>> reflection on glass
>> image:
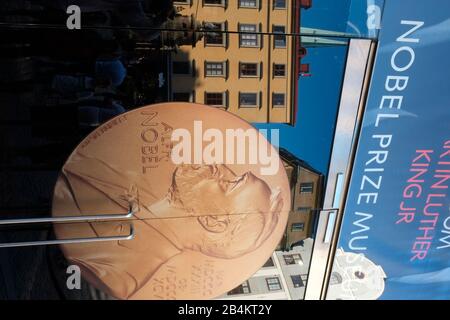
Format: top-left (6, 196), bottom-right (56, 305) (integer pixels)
top-left (0, 0), bottom-right (359, 300)
top-left (301, 0), bottom-right (385, 39)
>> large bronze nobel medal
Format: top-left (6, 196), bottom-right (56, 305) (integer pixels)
top-left (52, 103), bottom-right (290, 300)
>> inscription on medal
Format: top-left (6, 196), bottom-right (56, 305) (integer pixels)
top-left (81, 115), bottom-right (128, 148)
top-left (140, 111), bottom-right (174, 173)
top-left (150, 265), bottom-right (187, 300)
top-left (190, 260), bottom-right (224, 298)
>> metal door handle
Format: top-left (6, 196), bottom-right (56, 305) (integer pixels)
top-left (0, 223), bottom-right (135, 248)
top-left (0, 209), bottom-right (135, 225)
top-left (323, 173), bottom-right (344, 244)
top-left (0, 208), bottom-right (136, 248)
top-left (323, 210), bottom-right (337, 244)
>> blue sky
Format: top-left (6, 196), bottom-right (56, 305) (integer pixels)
top-left (255, 0), bottom-right (382, 174)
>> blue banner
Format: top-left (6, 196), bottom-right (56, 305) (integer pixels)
top-left (329, 0), bottom-right (450, 300)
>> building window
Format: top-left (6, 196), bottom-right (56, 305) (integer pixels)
top-left (205, 61), bottom-right (227, 77)
top-left (273, 0), bottom-right (287, 9)
top-left (239, 24), bottom-right (260, 47)
top-left (297, 206), bottom-right (312, 213)
top-left (205, 22), bottom-right (227, 46)
top-left (300, 182), bottom-right (314, 193)
top-left (173, 61), bottom-right (191, 75)
top-left (273, 64), bottom-right (286, 77)
top-left (266, 277), bottom-right (282, 291)
top-left (205, 92), bottom-right (227, 107)
top-left (291, 223), bottom-right (305, 232)
top-left (263, 257), bottom-right (275, 268)
top-left (272, 93), bottom-right (285, 107)
top-left (228, 281), bottom-right (251, 295)
top-left (239, 62), bottom-right (260, 77)
top-left (239, 0), bottom-right (258, 8)
top-left (174, 0), bottom-right (191, 5)
top-left (283, 253), bottom-right (303, 265)
top-left (239, 92), bottom-right (260, 108)
top-left (273, 25), bottom-right (286, 48)
top-left (204, 0), bottom-right (226, 6)
top-left (291, 275), bottom-right (305, 288)
top-left (172, 92), bottom-right (193, 102)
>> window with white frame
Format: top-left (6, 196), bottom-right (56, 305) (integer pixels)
top-left (291, 222), bottom-right (305, 232)
top-left (283, 253), bottom-right (303, 265)
top-left (273, 25), bottom-right (287, 48)
top-left (272, 93), bottom-right (286, 107)
top-left (273, 0), bottom-right (286, 9)
top-left (273, 63), bottom-right (286, 77)
top-left (266, 277), bottom-right (282, 291)
top-left (239, 24), bottom-right (260, 47)
top-left (204, 0), bottom-right (227, 7)
top-left (205, 61), bottom-right (227, 77)
top-left (239, 62), bottom-right (261, 77)
top-left (205, 92), bottom-right (227, 107)
top-left (291, 275), bottom-right (305, 288)
top-left (205, 22), bottom-right (227, 46)
top-left (300, 182), bottom-right (314, 193)
top-left (239, 0), bottom-right (258, 8)
top-left (227, 281), bottom-right (251, 295)
top-left (239, 92), bottom-right (260, 107)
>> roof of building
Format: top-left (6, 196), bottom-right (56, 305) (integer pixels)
top-left (279, 147), bottom-right (323, 176)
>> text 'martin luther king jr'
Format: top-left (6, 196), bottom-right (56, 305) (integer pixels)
top-left (52, 103), bottom-right (290, 300)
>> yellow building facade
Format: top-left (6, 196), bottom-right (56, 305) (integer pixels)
top-left (279, 148), bottom-right (323, 250)
top-left (170, 0), bottom-right (300, 124)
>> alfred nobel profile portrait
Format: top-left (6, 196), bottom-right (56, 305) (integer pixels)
top-left (153, 164), bottom-right (283, 258)
top-left (53, 152), bottom-right (284, 299)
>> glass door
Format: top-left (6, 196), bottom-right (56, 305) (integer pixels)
top-left (0, 0), bottom-right (383, 300)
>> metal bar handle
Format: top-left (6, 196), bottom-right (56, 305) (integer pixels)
top-left (0, 223), bottom-right (135, 248)
top-left (0, 209), bottom-right (135, 225)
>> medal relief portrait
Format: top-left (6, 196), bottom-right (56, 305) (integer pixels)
top-left (53, 152), bottom-right (286, 299)
top-left (52, 103), bottom-right (290, 299)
